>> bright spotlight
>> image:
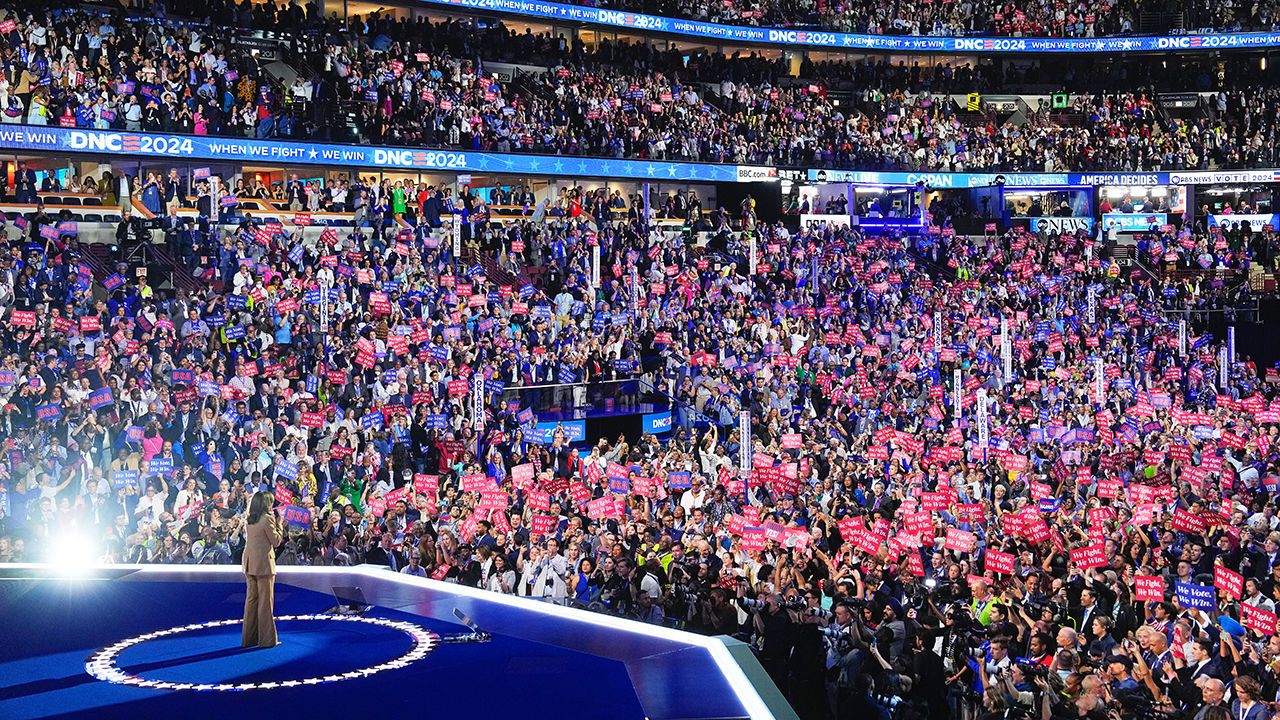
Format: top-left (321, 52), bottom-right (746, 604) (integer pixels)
top-left (47, 534), bottom-right (100, 574)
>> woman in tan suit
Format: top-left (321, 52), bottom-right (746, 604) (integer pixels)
top-left (242, 491), bottom-right (283, 648)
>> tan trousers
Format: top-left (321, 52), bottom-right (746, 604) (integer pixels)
top-left (242, 573), bottom-right (278, 648)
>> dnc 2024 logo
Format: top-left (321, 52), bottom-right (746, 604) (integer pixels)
top-left (767, 30), bottom-right (837, 45)
top-left (953, 38), bottom-right (1028, 51)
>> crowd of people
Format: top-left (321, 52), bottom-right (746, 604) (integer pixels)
top-left (3, 147), bottom-right (1280, 720)
top-left (9, 2), bottom-right (1280, 719)
top-left (4, 4), bottom-right (1280, 172)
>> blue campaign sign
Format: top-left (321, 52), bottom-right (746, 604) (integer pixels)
top-left (642, 411), bottom-right (673, 435)
top-left (149, 457), bottom-right (174, 473)
top-left (282, 505), bottom-right (312, 529)
top-left (2, 126), bottom-right (738, 183)
top-left (1175, 581), bottom-right (1216, 611)
top-left (668, 471), bottom-right (692, 489)
top-left (414, 0), bottom-right (1280, 54)
top-left (112, 470), bottom-right (139, 490)
top-left (35, 403), bottom-right (61, 421)
top-left (275, 459), bottom-right (300, 481)
top-left (88, 387), bottom-right (114, 409)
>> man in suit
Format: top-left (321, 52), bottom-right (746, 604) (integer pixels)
top-left (1069, 586), bottom-right (1111, 632)
top-left (161, 207), bottom-right (190, 265)
top-left (421, 186), bottom-right (442, 228)
top-left (248, 387), bottom-right (279, 421)
top-left (1193, 679), bottom-right (1226, 720)
top-left (14, 162), bottom-right (36, 204)
top-left (166, 398), bottom-right (200, 461)
top-left (364, 533), bottom-right (404, 572)
top-left (1177, 639), bottom-right (1229, 705)
top-left (286, 174), bottom-right (305, 211)
top-left (312, 450), bottom-right (341, 495)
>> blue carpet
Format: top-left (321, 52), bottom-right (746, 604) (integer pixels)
top-left (0, 578), bottom-right (645, 720)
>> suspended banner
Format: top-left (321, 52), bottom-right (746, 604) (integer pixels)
top-left (419, 0), bottom-right (1280, 54)
top-left (14, 125), bottom-right (1280, 187)
top-left (0, 126), bottom-right (738, 182)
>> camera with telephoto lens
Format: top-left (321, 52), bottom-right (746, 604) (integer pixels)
top-left (818, 622), bottom-right (855, 653)
top-left (927, 578), bottom-right (961, 604)
top-left (906, 583), bottom-right (931, 610)
top-left (1015, 659), bottom-right (1050, 678)
top-left (739, 597), bottom-right (768, 611)
top-left (781, 595), bottom-right (807, 611)
top-left (947, 606), bottom-right (989, 647)
top-left (1023, 598), bottom-right (1064, 622)
top-left (810, 606), bottom-right (834, 621)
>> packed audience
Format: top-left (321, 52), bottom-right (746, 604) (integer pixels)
top-left (3, 152), bottom-right (1280, 720)
top-left (7, 2), bottom-right (1280, 719)
top-left (4, 4), bottom-right (1280, 172)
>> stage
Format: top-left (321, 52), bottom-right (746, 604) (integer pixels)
top-left (0, 564), bottom-right (794, 720)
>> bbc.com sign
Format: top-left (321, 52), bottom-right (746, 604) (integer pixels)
top-left (767, 30), bottom-right (837, 44)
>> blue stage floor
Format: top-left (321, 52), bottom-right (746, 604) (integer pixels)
top-left (0, 577), bottom-right (644, 720)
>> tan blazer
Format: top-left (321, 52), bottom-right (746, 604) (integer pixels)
top-left (242, 515), bottom-right (281, 576)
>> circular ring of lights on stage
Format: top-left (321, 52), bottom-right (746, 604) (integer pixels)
top-left (85, 614), bottom-right (439, 691)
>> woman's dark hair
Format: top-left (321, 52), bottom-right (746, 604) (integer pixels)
top-left (247, 490), bottom-right (273, 525)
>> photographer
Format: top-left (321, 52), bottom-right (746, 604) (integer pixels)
top-left (737, 591), bottom-right (797, 689)
top-left (695, 586), bottom-right (739, 634)
top-left (115, 207), bottom-right (149, 263)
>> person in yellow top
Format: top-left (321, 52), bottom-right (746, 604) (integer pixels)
top-left (970, 579), bottom-right (999, 626)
